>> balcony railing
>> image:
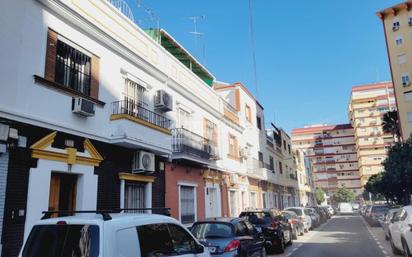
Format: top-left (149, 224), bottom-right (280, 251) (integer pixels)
top-left (112, 100), bottom-right (171, 130)
top-left (172, 128), bottom-right (218, 160)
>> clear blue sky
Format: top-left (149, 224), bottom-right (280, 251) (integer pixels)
top-left (125, 0), bottom-right (400, 133)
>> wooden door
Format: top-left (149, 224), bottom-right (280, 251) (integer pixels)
top-left (48, 173), bottom-right (77, 217)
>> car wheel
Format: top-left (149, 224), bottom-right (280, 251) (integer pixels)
top-left (274, 236), bottom-right (285, 254)
top-left (390, 236), bottom-right (402, 255)
top-left (402, 240), bottom-right (411, 257)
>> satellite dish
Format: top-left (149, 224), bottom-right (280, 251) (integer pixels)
top-left (109, 0), bottom-right (135, 22)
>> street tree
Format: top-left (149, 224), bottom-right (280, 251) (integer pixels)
top-left (332, 188), bottom-right (355, 203)
top-left (382, 110), bottom-right (400, 142)
top-left (315, 188), bottom-right (325, 204)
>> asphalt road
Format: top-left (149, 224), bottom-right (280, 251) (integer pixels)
top-left (274, 215), bottom-right (394, 257)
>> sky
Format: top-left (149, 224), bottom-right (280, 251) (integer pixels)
top-left (125, 0), bottom-right (401, 133)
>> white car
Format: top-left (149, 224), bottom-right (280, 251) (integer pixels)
top-left (19, 211), bottom-right (209, 257)
top-left (284, 207), bottom-right (312, 232)
top-left (388, 206), bottom-right (412, 256)
top-left (338, 202), bottom-right (353, 215)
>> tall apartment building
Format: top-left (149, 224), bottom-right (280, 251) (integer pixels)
top-left (348, 82), bottom-right (396, 186)
top-left (378, 2), bottom-right (412, 140)
top-left (292, 124), bottom-right (362, 197)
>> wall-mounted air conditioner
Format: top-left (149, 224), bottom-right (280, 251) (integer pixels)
top-left (154, 90), bottom-right (173, 112)
top-left (229, 174), bottom-right (238, 185)
top-left (132, 150), bottom-right (155, 173)
top-left (72, 97), bottom-right (95, 117)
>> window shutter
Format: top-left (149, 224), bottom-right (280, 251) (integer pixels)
top-left (90, 54), bottom-right (100, 99)
top-left (234, 136), bottom-right (238, 159)
top-left (212, 125), bottom-right (218, 146)
top-left (44, 29), bottom-right (58, 81)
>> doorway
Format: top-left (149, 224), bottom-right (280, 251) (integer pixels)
top-left (48, 172), bottom-right (77, 216)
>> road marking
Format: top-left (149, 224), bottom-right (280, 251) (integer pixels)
top-left (360, 217), bottom-right (390, 257)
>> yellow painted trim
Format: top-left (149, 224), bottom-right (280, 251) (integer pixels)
top-left (30, 131), bottom-right (57, 150)
top-left (110, 114), bottom-right (172, 135)
top-left (76, 156), bottom-right (101, 166)
top-left (119, 172), bottom-right (155, 183)
top-left (32, 149), bottom-right (68, 163)
top-left (84, 139), bottom-right (103, 161)
top-left (66, 148), bottom-right (77, 164)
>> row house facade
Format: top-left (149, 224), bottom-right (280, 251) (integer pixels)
top-left (0, 0), bottom-right (301, 256)
top-left (292, 124), bottom-right (363, 198)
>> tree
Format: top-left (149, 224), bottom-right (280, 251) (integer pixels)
top-left (315, 188), bottom-right (325, 204)
top-left (332, 188), bottom-right (355, 203)
top-left (382, 110), bottom-right (400, 142)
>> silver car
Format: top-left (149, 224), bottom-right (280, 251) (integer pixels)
top-left (284, 207), bottom-right (312, 232)
top-left (382, 208), bottom-right (400, 240)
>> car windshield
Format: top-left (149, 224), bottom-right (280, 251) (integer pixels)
top-left (286, 208), bottom-right (303, 216)
top-left (190, 222), bottom-right (234, 239)
top-left (22, 224), bottom-right (99, 257)
top-left (372, 206), bottom-right (389, 213)
top-left (239, 212), bottom-right (272, 224)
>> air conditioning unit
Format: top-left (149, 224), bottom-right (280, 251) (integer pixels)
top-left (393, 25), bottom-right (400, 31)
top-left (403, 81), bottom-right (411, 87)
top-left (154, 90), bottom-right (173, 112)
top-left (239, 147), bottom-right (248, 159)
top-left (409, 20), bottom-right (412, 26)
top-left (72, 97), bottom-right (95, 117)
top-left (229, 174), bottom-right (238, 185)
top-left (132, 150), bottom-right (155, 173)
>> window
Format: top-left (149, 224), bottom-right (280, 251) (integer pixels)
top-left (404, 92), bottom-right (412, 102)
top-left (258, 151), bottom-right (263, 167)
top-left (137, 224), bottom-right (174, 257)
top-left (123, 79), bottom-right (146, 106)
top-left (256, 116), bottom-right (262, 130)
top-left (124, 182), bottom-right (145, 211)
top-left (234, 221), bottom-right (248, 236)
top-left (177, 108), bottom-right (192, 130)
top-left (180, 186), bottom-right (196, 224)
top-left (393, 20), bottom-right (400, 31)
top-left (288, 144), bottom-right (291, 154)
top-left (279, 161), bottom-right (283, 174)
top-left (283, 140), bottom-right (287, 150)
top-left (250, 192), bottom-right (257, 208)
top-left (408, 112), bottom-right (412, 122)
top-left (204, 119), bottom-right (217, 145)
top-left (168, 224), bottom-right (198, 255)
top-left (228, 134), bottom-right (238, 158)
top-left (245, 104), bottom-right (252, 122)
top-left (229, 191), bottom-right (237, 217)
top-left (409, 16), bottom-right (412, 26)
top-left (395, 36), bottom-right (403, 46)
top-left (398, 54), bottom-right (407, 65)
top-left (269, 156), bottom-right (274, 172)
top-left (55, 40), bottom-right (91, 95)
top-left (402, 73), bottom-right (411, 86)
top-left (117, 228), bottom-right (139, 257)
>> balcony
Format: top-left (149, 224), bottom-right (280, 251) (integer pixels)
top-left (171, 128), bottom-right (218, 164)
top-left (111, 100), bottom-right (171, 133)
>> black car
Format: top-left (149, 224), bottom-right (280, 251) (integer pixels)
top-left (239, 209), bottom-right (292, 254)
top-left (190, 217), bottom-right (266, 257)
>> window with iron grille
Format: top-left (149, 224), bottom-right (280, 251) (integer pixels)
top-left (180, 185), bottom-right (195, 224)
top-left (55, 40), bottom-right (91, 95)
top-left (124, 182), bottom-right (146, 212)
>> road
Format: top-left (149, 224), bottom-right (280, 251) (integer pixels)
top-left (273, 215), bottom-right (396, 257)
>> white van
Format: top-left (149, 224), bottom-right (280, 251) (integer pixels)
top-left (338, 202), bottom-right (354, 215)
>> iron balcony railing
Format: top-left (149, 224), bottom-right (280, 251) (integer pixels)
top-left (112, 100), bottom-right (171, 130)
top-left (172, 128), bottom-right (218, 160)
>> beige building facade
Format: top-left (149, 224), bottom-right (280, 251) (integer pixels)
top-left (378, 2), bottom-right (412, 140)
top-left (292, 124), bottom-right (362, 197)
top-left (348, 82), bottom-right (396, 186)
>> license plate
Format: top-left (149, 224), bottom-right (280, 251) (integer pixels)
top-left (207, 247), bottom-right (216, 253)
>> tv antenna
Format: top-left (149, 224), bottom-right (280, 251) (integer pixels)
top-left (187, 15), bottom-right (205, 61)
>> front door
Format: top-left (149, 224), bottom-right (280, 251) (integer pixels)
top-left (48, 173), bottom-right (77, 216)
top-left (205, 187), bottom-right (220, 218)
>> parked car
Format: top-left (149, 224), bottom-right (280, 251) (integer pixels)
top-left (239, 209), bottom-right (292, 254)
top-left (323, 205), bottom-right (334, 216)
top-left (352, 203), bottom-right (360, 211)
top-left (284, 207), bottom-right (312, 232)
top-left (388, 206), bottom-right (412, 256)
top-left (310, 206), bottom-right (329, 223)
top-left (364, 205), bottom-right (373, 217)
top-left (191, 217), bottom-right (266, 257)
top-left (282, 211), bottom-right (305, 239)
top-left (382, 208), bottom-right (400, 240)
top-left (20, 210), bottom-right (209, 257)
top-left (367, 205), bottom-right (390, 227)
top-left (305, 208), bottom-right (321, 228)
top-left (338, 202), bottom-right (354, 215)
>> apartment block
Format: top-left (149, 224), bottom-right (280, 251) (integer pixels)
top-left (349, 82), bottom-right (396, 186)
top-left (378, 2), bottom-right (412, 140)
top-left (292, 124), bottom-right (362, 197)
